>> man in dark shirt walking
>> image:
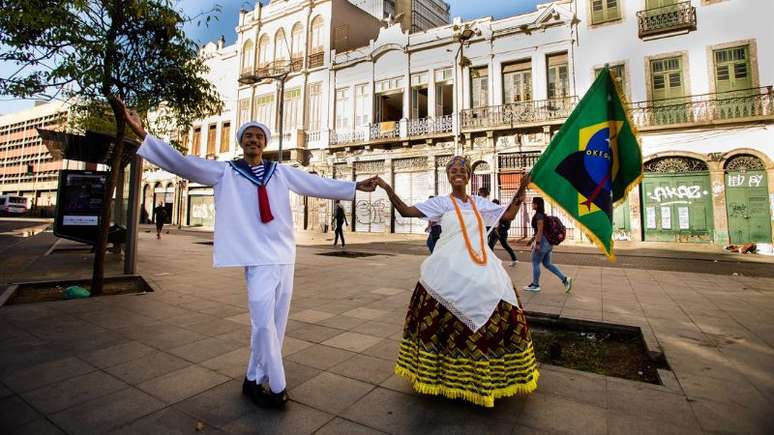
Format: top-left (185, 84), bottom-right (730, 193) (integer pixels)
top-left (332, 200), bottom-right (348, 247)
top-left (153, 202), bottom-right (168, 240)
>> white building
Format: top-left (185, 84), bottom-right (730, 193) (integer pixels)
top-left (573, 0), bottom-right (774, 245)
top-left (327, 2), bottom-right (578, 235)
top-left (349, 0), bottom-right (451, 33)
top-left (153, 0), bottom-right (773, 247)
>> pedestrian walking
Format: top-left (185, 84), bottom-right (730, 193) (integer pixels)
top-left (153, 202), bottom-right (167, 239)
top-left (425, 195), bottom-right (442, 253)
top-left (489, 199), bottom-right (518, 266)
top-left (523, 197), bottom-right (572, 293)
top-left (332, 200), bottom-right (347, 247)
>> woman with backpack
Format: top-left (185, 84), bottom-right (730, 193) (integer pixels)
top-left (524, 197), bottom-right (572, 293)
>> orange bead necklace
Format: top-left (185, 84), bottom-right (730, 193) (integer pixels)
top-left (450, 193), bottom-right (487, 266)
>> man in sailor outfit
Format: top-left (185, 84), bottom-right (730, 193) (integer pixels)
top-left (119, 100), bottom-right (376, 408)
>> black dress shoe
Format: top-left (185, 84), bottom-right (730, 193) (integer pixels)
top-left (241, 377), bottom-right (255, 396)
top-left (255, 388), bottom-right (289, 409)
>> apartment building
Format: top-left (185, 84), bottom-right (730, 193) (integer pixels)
top-left (0, 101), bottom-right (88, 213)
top-left (573, 0), bottom-right (774, 246)
top-left (349, 0), bottom-right (451, 33)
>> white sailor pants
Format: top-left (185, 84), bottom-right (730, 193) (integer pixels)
top-left (244, 265), bottom-right (294, 393)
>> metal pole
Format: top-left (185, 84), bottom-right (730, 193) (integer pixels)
top-left (277, 75), bottom-right (286, 163)
top-left (124, 154), bottom-right (142, 275)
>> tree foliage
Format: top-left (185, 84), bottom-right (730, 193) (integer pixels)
top-left (0, 0), bottom-right (223, 293)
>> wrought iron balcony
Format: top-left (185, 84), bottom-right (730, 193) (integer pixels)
top-left (290, 57), bottom-right (303, 73)
top-left (460, 97), bottom-right (578, 131)
top-left (407, 115), bottom-right (454, 137)
top-left (629, 86), bottom-right (774, 130)
top-left (329, 129), bottom-right (367, 146)
top-left (238, 67), bottom-right (258, 85)
top-left (308, 51), bottom-right (324, 69)
top-left (637, 1), bottom-right (696, 39)
top-left (369, 121), bottom-right (400, 141)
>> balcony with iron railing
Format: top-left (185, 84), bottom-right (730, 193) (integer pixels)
top-left (290, 57), bottom-right (303, 73)
top-left (407, 115), bottom-right (454, 137)
top-left (460, 97), bottom-right (578, 131)
top-left (637, 1), bottom-right (696, 39)
top-left (329, 116), bottom-right (456, 147)
top-left (629, 86), bottom-right (774, 130)
top-left (308, 51), bottom-right (324, 69)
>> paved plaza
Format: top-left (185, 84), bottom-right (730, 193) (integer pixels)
top-left (1, 226), bottom-right (773, 434)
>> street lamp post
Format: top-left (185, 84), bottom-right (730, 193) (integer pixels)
top-left (452, 24), bottom-right (479, 155)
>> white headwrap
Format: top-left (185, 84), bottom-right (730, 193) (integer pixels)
top-left (237, 121), bottom-right (271, 145)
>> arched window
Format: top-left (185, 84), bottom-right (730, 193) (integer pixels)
top-left (258, 34), bottom-right (271, 67)
top-left (241, 39), bottom-right (254, 71)
top-left (274, 29), bottom-right (288, 63)
top-left (310, 16), bottom-right (324, 53)
top-left (291, 23), bottom-right (304, 59)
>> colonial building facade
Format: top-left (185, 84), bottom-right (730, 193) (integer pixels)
top-left (146, 0), bottom-right (774, 248)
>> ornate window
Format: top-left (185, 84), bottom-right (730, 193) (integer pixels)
top-left (644, 156), bottom-right (708, 173)
top-left (241, 40), bottom-right (254, 71)
top-left (258, 35), bottom-right (271, 67)
top-left (724, 154), bottom-right (765, 172)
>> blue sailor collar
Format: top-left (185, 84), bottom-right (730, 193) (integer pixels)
top-left (228, 158), bottom-right (278, 187)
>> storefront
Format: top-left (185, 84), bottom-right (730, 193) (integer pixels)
top-left (724, 154), bottom-right (772, 244)
top-left (333, 164), bottom-right (353, 231)
top-left (641, 157), bottom-right (714, 243)
top-left (187, 187), bottom-right (215, 227)
top-left (354, 160), bottom-right (387, 233)
top-left (393, 157), bottom-right (432, 234)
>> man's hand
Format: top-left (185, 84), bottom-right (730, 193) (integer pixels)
top-left (115, 96), bottom-right (147, 139)
top-left (356, 176), bottom-right (378, 192)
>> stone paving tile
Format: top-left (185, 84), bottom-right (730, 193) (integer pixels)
top-left (329, 354), bottom-right (396, 385)
top-left (353, 320), bottom-right (403, 338)
top-left (115, 324), bottom-right (208, 350)
top-left (224, 312), bottom-right (251, 326)
top-left (220, 401), bottom-right (333, 435)
top-left (342, 308), bottom-right (390, 320)
top-left (379, 374), bottom-right (415, 395)
top-left (0, 382), bottom-right (12, 399)
top-left (289, 309), bottom-right (337, 324)
top-left (105, 351), bottom-right (191, 385)
top-left (200, 348), bottom-right (250, 379)
top-left (282, 337), bottom-right (314, 357)
top-left (535, 364), bottom-right (607, 406)
top-left (175, 379), bottom-right (254, 428)
top-left (317, 315), bottom-right (368, 331)
top-left (0, 395), bottom-right (41, 431)
top-left (322, 332), bottom-right (383, 353)
top-left (284, 360), bottom-right (323, 391)
top-left (111, 407), bottom-right (227, 435)
top-left (605, 377), bottom-right (699, 430)
top-left (606, 412), bottom-right (702, 435)
top-left (341, 387), bottom-right (438, 433)
top-left (519, 392), bottom-right (607, 435)
top-left (290, 372), bottom-right (374, 415)
top-left (2, 356), bottom-right (95, 393)
top-left (370, 287), bottom-right (405, 296)
top-left (21, 370), bottom-right (127, 414)
top-left (285, 344), bottom-right (357, 371)
top-left (7, 418), bottom-right (66, 435)
top-left (137, 365), bottom-right (229, 404)
top-left (167, 336), bottom-right (244, 364)
top-left (181, 318), bottom-right (245, 337)
top-left (285, 322), bottom-right (346, 343)
top-left (313, 417), bottom-right (387, 435)
top-left (361, 338), bottom-right (400, 361)
top-left (78, 341), bottom-right (156, 369)
top-left (50, 387), bottom-right (166, 435)
top-left (689, 396), bottom-right (774, 434)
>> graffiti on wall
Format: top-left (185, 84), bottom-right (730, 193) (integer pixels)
top-left (727, 174), bottom-right (764, 188)
top-left (646, 185), bottom-right (708, 204)
top-left (355, 199), bottom-right (387, 225)
top-left (191, 203), bottom-right (215, 220)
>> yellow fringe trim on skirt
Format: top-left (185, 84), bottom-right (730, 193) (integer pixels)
top-left (394, 364), bottom-right (539, 408)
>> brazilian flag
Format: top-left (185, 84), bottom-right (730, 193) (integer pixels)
top-left (529, 67), bottom-right (642, 260)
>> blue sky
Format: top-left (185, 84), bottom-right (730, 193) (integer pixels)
top-left (1, 0), bottom-right (542, 113)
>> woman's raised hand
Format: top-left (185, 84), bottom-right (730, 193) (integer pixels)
top-left (115, 96), bottom-right (147, 139)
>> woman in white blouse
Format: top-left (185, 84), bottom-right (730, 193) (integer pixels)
top-left (374, 156), bottom-right (538, 408)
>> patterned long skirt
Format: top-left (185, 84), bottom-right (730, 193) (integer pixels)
top-left (395, 283), bottom-right (539, 407)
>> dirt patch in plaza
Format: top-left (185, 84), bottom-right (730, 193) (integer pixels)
top-left (3, 275), bottom-right (153, 305)
top-left (316, 251), bottom-right (392, 258)
top-left (527, 315), bottom-right (666, 384)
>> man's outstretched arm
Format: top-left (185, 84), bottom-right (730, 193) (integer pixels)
top-left (283, 166), bottom-right (376, 200)
top-left (118, 98), bottom-right (225, 186)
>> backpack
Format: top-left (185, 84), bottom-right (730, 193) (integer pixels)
top-left (544, 216), bottom-right (566, 245)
